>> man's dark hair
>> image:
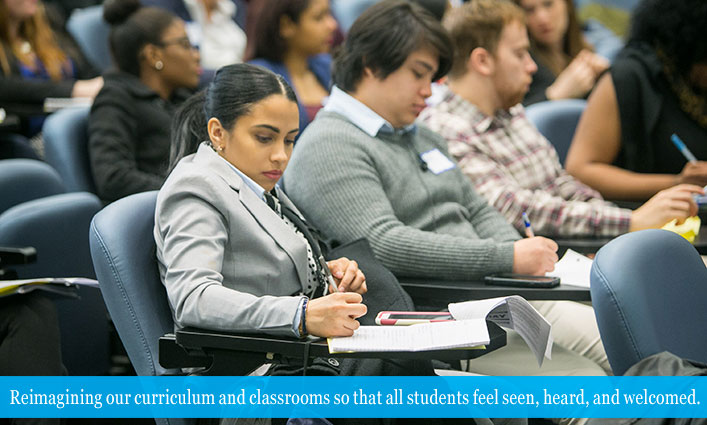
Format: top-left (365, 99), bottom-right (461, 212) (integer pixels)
top-left (332, 0), bottom-right (452, 92)
top-left (629, 0), bottom-right (707, 77)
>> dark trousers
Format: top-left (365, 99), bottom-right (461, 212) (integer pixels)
top-left (0, 292), bottom-right (63, 425)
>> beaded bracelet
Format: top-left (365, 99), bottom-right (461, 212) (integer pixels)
top-left (299, 297), bottom-right (309, 337)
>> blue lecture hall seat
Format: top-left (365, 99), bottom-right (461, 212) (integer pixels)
top-left (591, 229), bottom-right (707, 375)
top-left (525, 99), bottom-right (587, 166)
top-left (67, 4), bottom-right (112, 72)
top-left (43, 106), bottom-right (97, 194)
top-left (0, 159), bottom-right (109, 375)
top-left (90, 191), bottom-right (194, 425)
top-left (0, 159), bottom-right (65, 214)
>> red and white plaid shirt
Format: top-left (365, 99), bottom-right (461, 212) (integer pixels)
top-left (419, 86), bottom-right (631, 237)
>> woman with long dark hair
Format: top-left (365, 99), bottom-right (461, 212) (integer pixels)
top-left (514, 0), bottom-right (610, 105)
top-left (0, 0), bottom-right (102, 157)
top-left (245, 0), bottom-right (337, 132)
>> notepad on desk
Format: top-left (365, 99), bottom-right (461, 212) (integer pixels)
top-left (328, 319), bottom-right (489, 353)
top-left (329, 295), bottom-right (553, 366)
top-left (546, 249), bottom-right (592, 288)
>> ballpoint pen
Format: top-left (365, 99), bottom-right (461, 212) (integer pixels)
top-left (671, 134), bottom-right (698, 164)
top-left (522, 212), bottom-right (535, 238)
top-left (318, 256), bottom-right (340, 293)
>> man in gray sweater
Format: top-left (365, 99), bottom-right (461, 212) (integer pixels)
top-left (283, 0), bottom-right (607, 376)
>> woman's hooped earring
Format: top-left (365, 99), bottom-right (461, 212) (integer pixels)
top-left (155, 60), bottom-right (164, 70)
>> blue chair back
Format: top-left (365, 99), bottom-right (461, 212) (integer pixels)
top-left (91, 191), bottom-right (195, 425)
top-left (67, 5), bottom-right (112, 72)
top-left (0, 191), bottom-right (109, 375)
top-left (43, 106), bottom-right (96, 193)
top-left (0, 159), bottom-right (65, 214)
top-left (525, 99), bottom-right (587, 165)
top-left (591, 229), bottom-right (707, 375)
top-left (89, 191), bottom-right (177, 377)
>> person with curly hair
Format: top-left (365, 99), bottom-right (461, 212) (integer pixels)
top-left (565, 0), bottom-right (707, 201)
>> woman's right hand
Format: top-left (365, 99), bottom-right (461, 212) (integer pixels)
top-left (676, 161), bottom-right (707, 186)
top-left (546, 50), bottom-right (607, 100)
top-left (305, 292), bottom-right (367, 338)
top-left (71, 77), bottom-right (104, 98)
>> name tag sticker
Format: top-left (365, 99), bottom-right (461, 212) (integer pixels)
top-left (420, 149), bottom-right (456, 175)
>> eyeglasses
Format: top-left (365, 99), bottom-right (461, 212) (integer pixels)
top-left (156, 37), bottom-right (196, 50)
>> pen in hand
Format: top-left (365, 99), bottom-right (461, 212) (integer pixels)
top-left (671, 134), bottom-right (698, 164)
top-left (318, 256), bottom-right (340, 293)
top-left (522, 212), bottom-right (535, 238)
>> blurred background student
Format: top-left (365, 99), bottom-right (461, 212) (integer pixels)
top-left (513, 0), bottom-right (615, 105)
top-left (565, 0), bottom-right (707, 201)
top-left (88, 0), bottom-right (200, 203)
top-left (142, 0), bottom-right (248, 71)
top-left (245, 0), bottom-right (337, 132)
top-left (0, 0), bottom-right (102, 158)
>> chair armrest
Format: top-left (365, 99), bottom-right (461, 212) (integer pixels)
top-left (0, 246), bottom-right (37, 266)
top-left (166, 324), bottom-right (507, 376)
top-left (0, 246), bottom-right (37, 278)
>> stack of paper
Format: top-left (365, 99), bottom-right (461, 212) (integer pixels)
top-left (328, 319), bottom-right (489, 353)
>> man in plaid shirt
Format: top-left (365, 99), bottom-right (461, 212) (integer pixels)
top-left (419, 0), bottom-right (700, 238)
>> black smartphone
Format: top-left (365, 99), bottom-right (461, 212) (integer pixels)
top-left (484, 273), bottom-right (560, 288)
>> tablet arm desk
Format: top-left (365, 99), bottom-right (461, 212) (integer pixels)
top-left (159, 321), bottom-right (507, 376)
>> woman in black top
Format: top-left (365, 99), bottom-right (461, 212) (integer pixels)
top-left (88, 0), bottom-right (200, 203)
top-left (566, 0), bottom-right (707, 201)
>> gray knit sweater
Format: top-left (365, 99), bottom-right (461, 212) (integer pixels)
top-left (282, 110), bottom-right (520, 280)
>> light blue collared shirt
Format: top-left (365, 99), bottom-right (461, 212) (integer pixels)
top-left (218, 152), bottom-right (306, 337)
top-left (324, 86), bottom-right (417, 137)
top-left (219, 154), bottom-right (267, 200)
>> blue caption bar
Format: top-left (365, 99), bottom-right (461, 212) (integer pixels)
top-left (2, 376), bottom-right (706, 418)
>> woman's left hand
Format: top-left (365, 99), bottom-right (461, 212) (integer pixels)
top-left (327, 257), bottom-right (367, 294)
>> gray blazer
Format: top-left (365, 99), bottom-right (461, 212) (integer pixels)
top-left (154, 143), bottom-right (311, 336)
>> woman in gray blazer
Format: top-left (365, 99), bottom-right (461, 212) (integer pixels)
top-left (154, 63), bottom-right (368, 339)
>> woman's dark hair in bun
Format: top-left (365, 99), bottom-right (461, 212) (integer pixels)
top-left (103, 0), bottom-right (177, 76)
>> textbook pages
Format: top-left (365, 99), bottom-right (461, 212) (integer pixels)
top-left (329, 296), bottom-right (552, 366)
top-left (449, 296), bottom-right (553, 366)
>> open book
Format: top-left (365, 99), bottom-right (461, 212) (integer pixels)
top-left (0, 277), bottom-right (99, 298)
top-left (329, 296), bottom-right (553, 366)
